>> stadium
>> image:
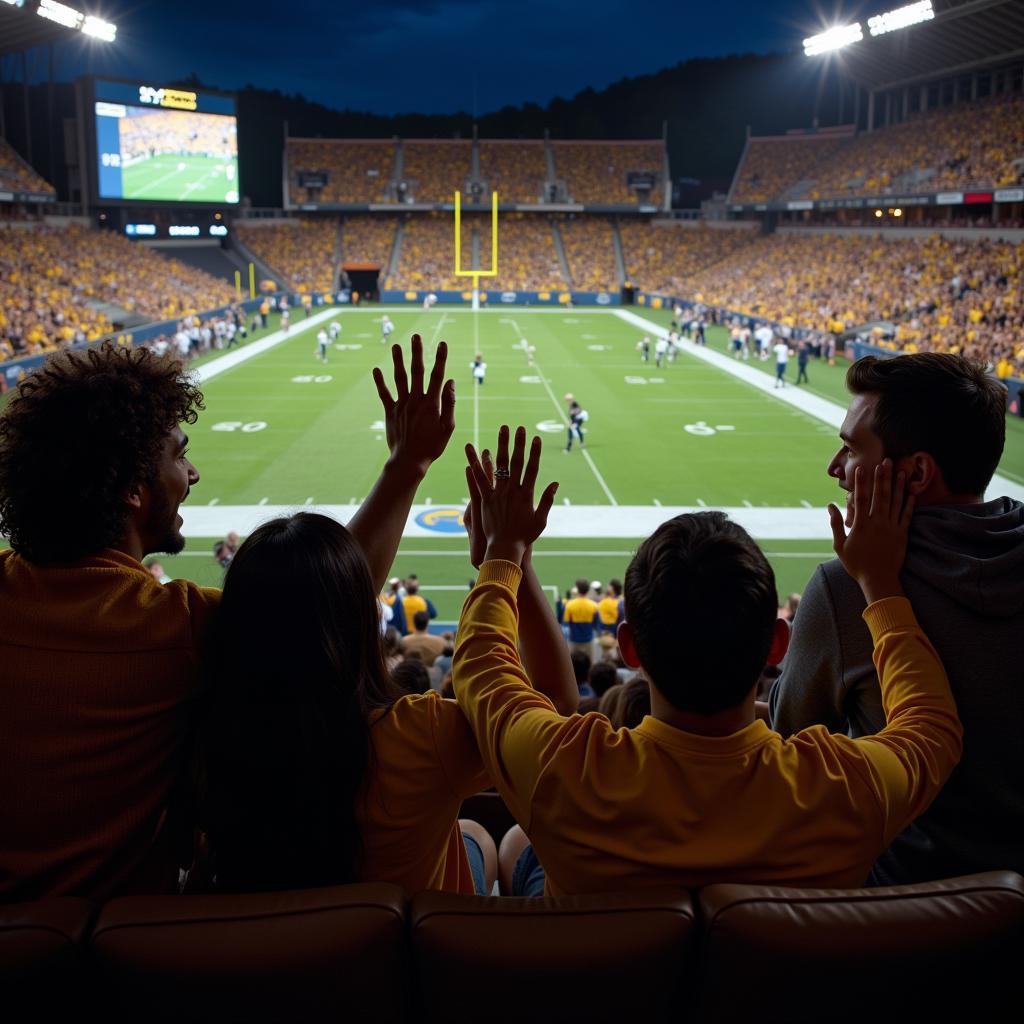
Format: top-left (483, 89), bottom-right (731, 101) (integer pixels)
top-left (1, 0), bottom-right (1023, 1016)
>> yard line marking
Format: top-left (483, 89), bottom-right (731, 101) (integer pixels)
top-left (207, 498), bottom-right (219, 506)
top-left (425, 497), bottom-right (432, 505)
top-left (170, 547), bottom-right (834, 559)
top-left (427, 312), bottom-right (449, 354)
top-left (472, 310), bottom-right (481, 452)
top-left (800, 500), bottom-right (813, 509)
top-left (742, 499), bottom-right (754, 508)
top-left (614, 308), bottom-right (1023, 503)
top-left (304, 497), bottom-right (314, 506)
top-left (653, 498), bottom-right (662, 506)
top-left (696, 498), bottom-right (707, 507)
top-left (563, 497), bottom-right (571, 506)
top-left (258, 497), bottom-right (268, 506)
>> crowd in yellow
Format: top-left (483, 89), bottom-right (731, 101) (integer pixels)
top-left (477, 142), bottom-right (548, 203)
top-left (0, 140), bottom-right (56, 197)
top-left (686, 232), bottom-right (1024, 377)
top-left (287, 140), bottom-right (396, 204)
top-left (558, 216), bottom-right (619, 293)
top-left (236, 219), bottom-right (337, 294)
top-left (340, 215), bottom-right (399, 269)
top-left (1, 224), bottom-right (234, 361)
top-left (118, 110), bottom-right (235, 163)
top-left (551, 141), bottom-right (664, 205)
top-left (401, 142), bottom-right (473, 204)
top-left (730, 135), bottom-right (847, 204)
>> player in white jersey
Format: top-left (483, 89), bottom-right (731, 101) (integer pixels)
top-left (317, 328), bottom-right (329, 363)
top-left (470, 354), bottom-right (487, 385)
top-left (754, 323), bottom-right (773, 361)
top-left (637, 335), bottom-right (651, 362)
top-left (329, 320), bottom-right (341, 341)
top-left (654, 335), bottom-right (669, 368)
top-left (423, 292), bottom-right (438, 310)
top-left (281, 308), bottom-right (290, 333)
top-left (380, 315), bottom-right (395, 345)
top-left (773, 340), bottom-right (791, 388)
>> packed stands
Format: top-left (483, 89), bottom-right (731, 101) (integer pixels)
top-left (685, 232), bottom-right (1024, 375)
top-left (388, 212), bottom-right (462, 291)
top-left (808, 95), bottom-right (1024, 199)
top-left (0, 224), bottom-right (237, 360)
top-left (401, 141), bottom-right (472, 203)
top-left (558, 216), bottom-right (619, 292)
top-left (480, 213), bottom-right (567, 292)
top-left (730, 133), bottom-right (849, 204)
top-left (236, 219), bottom-right (337, 293)
top-left (478, 141), bottom-right (547, 203)
top-left (287, 139), bottom-right (395, 204)
top-left (552, 141), bottom-right (664, 205)
top-left (0, 138), bottom-right (56, 197)
top-left (340, 215), bottom-right (398, 269)
top-left (618, 220), bottom-right (757, 293)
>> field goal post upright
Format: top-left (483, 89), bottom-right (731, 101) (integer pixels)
top-left (454, 190), bottom-right (498, 311)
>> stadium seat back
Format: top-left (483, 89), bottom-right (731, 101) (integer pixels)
top-left (0, 897), bottom-right (96, 1016)
top-left (410, 888), bottom-right (696, 1023)
top-left (696, 871), bottom-right (1024, 1022)
top-left (91, 883), bottom-right (407, 1023)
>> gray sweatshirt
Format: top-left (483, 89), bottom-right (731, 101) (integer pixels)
top-left (770, 497), bottom-right (1024, 883)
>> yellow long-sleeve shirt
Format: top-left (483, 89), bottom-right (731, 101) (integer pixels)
top-left (454, 560), bottom-right (962, 895)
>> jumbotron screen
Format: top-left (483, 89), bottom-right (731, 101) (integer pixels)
top-left (94, 80), bottom-right (239, 204)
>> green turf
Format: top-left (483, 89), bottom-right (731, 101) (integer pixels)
top-left (121, 154), bottom-right (238, 203)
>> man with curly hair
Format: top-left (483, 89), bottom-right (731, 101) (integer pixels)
top-left (0, 334), bottom-right (460, 902)
top-left (0, 343), bottom-right (212, 902)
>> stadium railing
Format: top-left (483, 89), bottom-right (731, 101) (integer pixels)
top-left (5, 867), bottom-right (1022, 1022)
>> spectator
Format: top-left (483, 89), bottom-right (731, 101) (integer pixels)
top-left (611, 676), bottom-right (651, 730)
top-left (401, 610), bottom-right (446, 666)
top-left (457, 428), bottom-right (960, 896)
top-left (778, 592), bottom-right (801, 621)
top-left (145, 559), bottom-right (172, 585)
top-left (382, 627), bottom-right (404, 674)
top-left (570, 649), bottom-right (593, 697)
top-left (562, 576), bottom-right (600, 657)
top-left (402, 575), bottom-right (437, 629)
top-left (391, 657), bottom-right (432, 696)
top-left (771, 353), bottom-right (1023, 883)
top-left (588, 661), bottom-right (619, 699)
top-left (597, 580), bottom-right (623, 635)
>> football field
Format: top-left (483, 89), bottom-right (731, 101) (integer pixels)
top-left (149, 306), bottom-right (1024, 620)
top-left (121, 154), bottom-right (237, 203)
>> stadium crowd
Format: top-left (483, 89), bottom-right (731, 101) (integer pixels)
top-left (478, 141), bottom-right (548, 203)
top-left (0, 139), bottom-right (56, 196)
top-left (557, 216), bottom-right (619, 292)
top-left (401, 141), bottom-right (472, 203)
top-left (482, 213), bottom-right (567, 292)
top-left (686, 232), bottom-right (1024, 376)
top-left (387, 212), bottom-right (466, 291)
top-left (730, 133), bottom-right (848, 204)
top-left (287, 139), bottom-right (395, 204)
top-left (551, 141), bottom-right (664, 204)
top-left (0, 224), bottom-right (234, 360)
top-left (340, 215), bottom-right (399, 269)
top-left (119, 110), bottom-right (236, 163)
top-left (618, 220), bottom-right (757, 293)
top-left (236, 219), bottom-right (337, 293)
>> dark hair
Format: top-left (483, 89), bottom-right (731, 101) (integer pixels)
top-left (613, 676), bottom-right (651, 729)
top-left (847, 354), bottom-right (1006, 495)
top-left (196, 513), bottom-right (401, 892)
top-left (608, 579), bottom-right (623, 598)
top-left (392, 658), bottom-right (430, 695)
top-left (0, 343), bottom-right (203, 564)
top-left (412, 610), bottom-right (429, 631)
top-left (588, 661), bottom-right (618, 698)
top-left (624, 512), bottom-right (777, 715)
top-left (570, 649), bottom-right (591, 685)
top-left (577, 696), bottom-right (600, 714)
top-left (405, 577), bottom-right (419, 594)
top-left (575, 578), bottom-right (590, 595)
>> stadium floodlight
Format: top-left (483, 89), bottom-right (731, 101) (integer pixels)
top-left (868, 1), bottom-right (934, 37)
top-left (82, 14), bottom-right (117, 41)
top-left (2, 1), bottom-right (27, 8)
top-left (803, 22), bottom-right (863, 57)
top-left (36, 0), bottom-right (82, 29)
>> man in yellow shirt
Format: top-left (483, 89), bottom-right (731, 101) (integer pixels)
top-left (454, 426), bottom-right (961, 895)
top-left (562, 579), bottom-right (600, 657)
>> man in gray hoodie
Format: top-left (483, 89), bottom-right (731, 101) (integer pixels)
top-left (770, 353), bottom-right (1024, 884)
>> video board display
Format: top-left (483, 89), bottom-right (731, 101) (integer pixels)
top-left (93, 80), bottom-right (238, 204)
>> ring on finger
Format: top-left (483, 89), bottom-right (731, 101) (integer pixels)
top-left (495, 467), bottom-right (511, 479)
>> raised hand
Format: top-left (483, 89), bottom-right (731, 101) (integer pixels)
top-left (829, 459), bottom-right (914, 604)
top-left (465, 425), bottom-right (558, 566)
top-left (373, 334), bottom-right (456, 477)
top-left (463, 447), bottom-right (493, 570)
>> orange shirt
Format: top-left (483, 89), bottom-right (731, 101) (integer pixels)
top-left (361, 692), bottom-right (489, 894)
top-left (0, 548), bottom-right (220, 901)
top-left (455, 561), bottom-right (961, 895)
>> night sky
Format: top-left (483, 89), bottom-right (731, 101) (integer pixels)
top-left (40, 0), bottom-right (870, 115)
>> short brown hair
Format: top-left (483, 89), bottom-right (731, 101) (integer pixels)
top-left (847, 354), bottom-right (1005, 495)
top-left (624, 513), bottom-right (777, 715)
top-left (0, 343), bottom-right (203, 564)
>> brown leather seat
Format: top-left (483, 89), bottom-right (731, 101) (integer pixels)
top-left (411, 888), bottom-right (696, 1023)
top-left (0, 897), bottom-right (96, 1016)
top-left (696, 870), bottom-right (1024, 1022)
top-left (91, 883), bottom-right (407, 1023)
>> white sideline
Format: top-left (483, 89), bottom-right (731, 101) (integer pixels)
top-left (614, 309), bottom-right (1024, 503)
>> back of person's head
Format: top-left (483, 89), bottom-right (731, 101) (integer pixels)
top-left (624, 512), bottom-right (777, 715)
top-left (382, 626), bottom-right (403, 659)
top-left (598, 683), bottom-right (623, 721)
top-left (391, 657), bottom-right (430, 695)
top-left (0, 343), bottom-right (203, 564)
top-left (588, 661), bottom-right (618, 698)
top-left (570, 649), bottom-right (591, 686)
top-left (197, 512), bottom-right (400, 892)
top-left (405, 577), bottom-right (420, 595)
top-left (575, 578), bottom-right (590, 597)
top-left (577, 696), bottom-right (600, 714)
top-left (413, 610), bottom-right (429, 631)
top-left (613, 676), bottom-right (651, 729)
top-left (847, 353), bottom-right (1005, 495)
top-left (608, 579), bottom-right (623, 598)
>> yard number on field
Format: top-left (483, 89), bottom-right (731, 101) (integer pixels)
top-left (684, 422), bottom-right (736, 436)
top-left (211, 421), bottom-right (267, 433)
top-left (292, 375), bottom-right (333, 383)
